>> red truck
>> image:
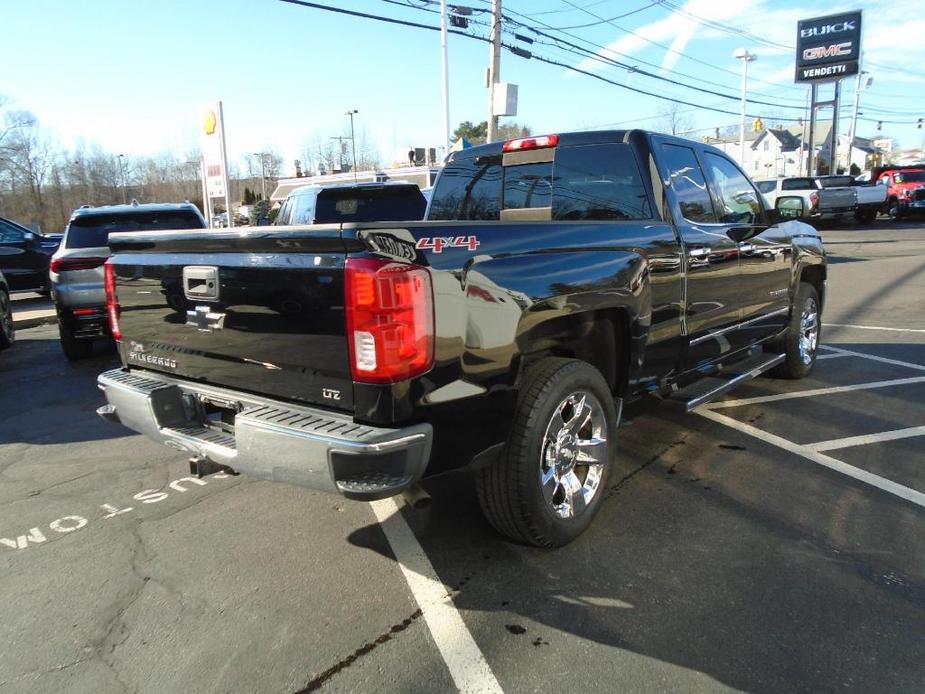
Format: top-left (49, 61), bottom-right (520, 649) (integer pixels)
top-left (872, 166), bottom-right (925, 219)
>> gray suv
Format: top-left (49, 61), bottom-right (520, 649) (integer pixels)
top-left (51, 202), bottom-right (206, 359)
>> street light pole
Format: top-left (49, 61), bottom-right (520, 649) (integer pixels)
top-left (733, 48), bottom-right (756, 168)
top-left (117, 154), bottom-right (127, 204)
top-left (346, 109), bottom-right (358, 183)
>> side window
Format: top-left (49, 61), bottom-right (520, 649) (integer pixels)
top-left (658, 144), bottom-right (716, 223)
top-left (503, 162), bottom-right (552, 211)
top-left (275, 198), bottom-right (293, 225)
top-left (291, 193), bottom-right (316, 225)
top-left (704, 152), bottom-right (762, 225)
top-left (0, 221), bottom-right (25, 243)
top-left (428, 157), bottom-right (501, 221)
top-left (755, 180), bottom-right (776, 194)
top-left (552, 143), bottom-right (652, 220)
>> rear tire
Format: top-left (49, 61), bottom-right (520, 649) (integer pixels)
top-left (769, 282), bottom-right (820, 379)
top-left (474, 358), bottom-right (616, 548)
top-left (59, 325), bottom-right (94, 360)
top-left (0, 288), bottom-right (14, 350)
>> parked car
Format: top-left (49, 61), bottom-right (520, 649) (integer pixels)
top-left (817, 175), bottom-right (887, 224)
top-left (755, 176), bottom-right (856, 225)
top-left (274, 182), bottom-right (427, 226)
top-left (0, 270), bottom-right (13, 351)
top-left (0, 216), bottom-right (60, 293)
top-left (872, 166), bottom-right (925, 219)
top-left (50, 202), bottom-right (207, 360)
top-left (96, 129), bottom-right (825, 548)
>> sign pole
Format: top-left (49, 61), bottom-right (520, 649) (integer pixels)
top-left (217, 101), bottom-right (233, 228)
top-left (807, 83), bottom-right (818, 176)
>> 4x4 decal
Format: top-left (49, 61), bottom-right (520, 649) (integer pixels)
top-left (416, 235), bottom-right (480, 253)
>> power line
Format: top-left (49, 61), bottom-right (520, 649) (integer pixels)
top-left (277, 1), bottom-right (922, 128)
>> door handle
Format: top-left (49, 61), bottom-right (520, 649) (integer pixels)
top-left (738, 243), bottom-right (756, 253)
top-left (688, 247), bottom-right (709, 259)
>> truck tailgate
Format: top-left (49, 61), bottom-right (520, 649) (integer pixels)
top-left (107, 227), bottom-right (353, 411)
top-left (818, 188), bottom-right (856, 211)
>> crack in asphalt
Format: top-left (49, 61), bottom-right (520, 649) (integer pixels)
top-left (294, 609), bottom-right (424, 693)
top-left (603, 436), bottom-right (689, 501)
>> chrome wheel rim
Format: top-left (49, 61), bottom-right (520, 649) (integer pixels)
top-left (799, 296), bottom-right (818, 365)
top-left (539, 390), bottom-right (608, 520)
top-left (0, 292), bottom-right (13, 342)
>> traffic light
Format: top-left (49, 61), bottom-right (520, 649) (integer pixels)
top-left (918, 118), bottom-right (923, 129)
top-left (752, 117), bottom-right (764, 132)
top-left (877, 121), bottom-right (882, 131)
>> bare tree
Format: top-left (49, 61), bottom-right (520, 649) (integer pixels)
top-left (655, 102), bottom-right (694, 136)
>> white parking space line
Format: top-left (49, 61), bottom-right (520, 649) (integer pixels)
top-left (703, 375), bottom-right (925, 410)
top-left (824, 323), bottom-right (925, 334)
top-left (815, 353), bottom-right (850, 360)
top-left (806, 425), bottom-right (925, 452)
top-left (822, 346), bottom-right (925, 373)
top-left (697, 409), bottom-right (925, 510)
top-left (370, 498), bottom-right (504, 694)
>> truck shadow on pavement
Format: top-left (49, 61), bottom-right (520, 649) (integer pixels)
top-left (346, 397), bottom-right (925, 693)
top-left (0, 336), bottom-right (128, 445)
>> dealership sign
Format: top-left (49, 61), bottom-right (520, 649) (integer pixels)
top-left (795, 11), bottom-right (862, 83)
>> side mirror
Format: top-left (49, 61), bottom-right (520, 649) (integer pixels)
top-left (23, 232), bottom-right (35, 242)
top-left (775, 195), bottom-right (805, 221)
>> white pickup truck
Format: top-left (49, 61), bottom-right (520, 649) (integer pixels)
top-left (755, 177), bottom-right (856, 226)
top-left (817, 175), bottom-right (887, 224)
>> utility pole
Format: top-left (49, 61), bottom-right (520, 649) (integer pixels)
top-left (117, 154), bottom-right (127, 204)
top-left (733, 48), bottom-right (756, 168)
top-left (345, 109), bottom-right (358, 182)
top-left (486, 0), bottom-right (502, 143)
top-left (800, 87), bottom-right (809, 176)
top-left (252, 152), bottom-right (267, 201)
top-left (440, 0), bottom-right (451, 156)
top-left (848, 69), bottom-right (870, 173)
top-left (330, 136), bottom-right (347, 172)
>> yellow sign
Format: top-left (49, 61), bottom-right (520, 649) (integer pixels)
top-left (203, 110), bottom-right (217, 136)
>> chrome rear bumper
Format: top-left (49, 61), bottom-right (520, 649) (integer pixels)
top-left (97, 368), bottom-right (432, 500)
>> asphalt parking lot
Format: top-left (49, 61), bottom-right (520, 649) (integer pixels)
top-left (1, 220), bottom-right (924, 694)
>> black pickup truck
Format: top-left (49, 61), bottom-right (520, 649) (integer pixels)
top-left (96, 130), bottom-right (825, 547)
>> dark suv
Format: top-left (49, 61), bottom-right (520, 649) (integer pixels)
top-left (51, 202), bottom-right (206, 359)
top-left (274, 182), bottom-right (427, 226)
top-left (0, 216), bottom-right (60, 293)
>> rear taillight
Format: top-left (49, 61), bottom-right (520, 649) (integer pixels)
top-left (502, 134), bottom-right (559, 153)
top-left (103, 262), bottom-right (122, 341)
top-left (49, 257), bottom-right (107, 273)
top-left (809, 191), bottom-right (819, 210)
top-left (345, 258), bottom-right (434, 384)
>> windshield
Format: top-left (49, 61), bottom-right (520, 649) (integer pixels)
top-left (818, 176), bottom-right (854, 188)
top-left (755, 180), bottom-right (776, 193)
top-left (65, 211), bottom-right (204, 248)
top-left (313, 186), bottom-right (426, 223)
top-left (894, 171), bottom-right (925, 183)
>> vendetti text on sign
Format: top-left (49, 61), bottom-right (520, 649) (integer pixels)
top-left (794, 10), bottom-right (862, 83)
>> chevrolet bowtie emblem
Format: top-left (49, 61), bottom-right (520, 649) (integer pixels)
top-left (186, 305), bottom-right (226, 332)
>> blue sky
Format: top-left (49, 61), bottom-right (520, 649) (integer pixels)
top-left (3, 0), bottom-right (923, 174)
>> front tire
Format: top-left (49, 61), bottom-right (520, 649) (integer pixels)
top-left (769, 282), bottom-right (820, 379)
top-left (0, 288), bottom-right (14, 350)
top-left (475, 358), bottom-right (616, 548)
top-left (59, 325), bottom-right (94, 360)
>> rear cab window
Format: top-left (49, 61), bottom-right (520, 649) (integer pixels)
top-left (428, 139), bottom-right (653, 222)
top-left (781, 178), bottom-right (817, 191)
top-left (314, 186), bottom-right (426, 223)
top-left (65, 211), bottom-right (204, 249)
